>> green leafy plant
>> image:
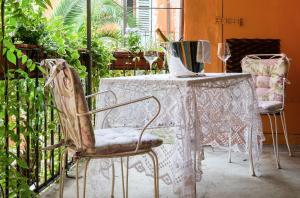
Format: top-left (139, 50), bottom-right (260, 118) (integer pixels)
top-left (90, 34), bottom-right (114, 93)
top-left (125, 31), bottom-right (142, 53)
top-left (39, 17), bottom-right (86, 77)
top-left (14, 24), bottom-right (46, 45)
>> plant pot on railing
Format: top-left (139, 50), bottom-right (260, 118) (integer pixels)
top-left (0, 44), bottom-right (45, 79)
top-left (110, 51), bottom-right (165, 70)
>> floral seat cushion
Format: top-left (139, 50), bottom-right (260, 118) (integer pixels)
top-left (90, 127), bottom-right (163, 155)
top-left (258, 101), bottom-right (283, 113)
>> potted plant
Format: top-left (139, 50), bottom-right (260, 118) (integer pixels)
top-left (111, 31), bottom-right (164, 70)
top-left (0, 23), bottom-right (47, 79)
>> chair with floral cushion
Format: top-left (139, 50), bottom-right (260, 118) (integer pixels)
top-left (241, 54), bottom-right (292, 169)
top-left (41, 59), bottom-right (162, 198)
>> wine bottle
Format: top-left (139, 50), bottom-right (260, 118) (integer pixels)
top-left (155, 28), bottom-right (169, 42)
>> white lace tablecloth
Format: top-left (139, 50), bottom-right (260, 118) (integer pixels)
top-left (91, 73), bottom-right (264, 198)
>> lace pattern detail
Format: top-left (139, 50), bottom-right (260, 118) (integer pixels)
top-left (90, 74), bottom-right (264, 198)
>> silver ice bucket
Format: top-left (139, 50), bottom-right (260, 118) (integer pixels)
top-left (167, 41), bottom-right (205, 73)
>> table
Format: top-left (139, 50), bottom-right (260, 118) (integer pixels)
top-left (91, 73), bottom-right (264, 197)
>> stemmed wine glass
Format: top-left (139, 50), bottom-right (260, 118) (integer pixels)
top-left (217, 42), bottom-right (231, 73)
top-left (144, 40), bottom-right (159, 72)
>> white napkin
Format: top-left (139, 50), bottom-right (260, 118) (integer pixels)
top-left (197, 40), bottom-right (211, 64)
top-left (168, 56), bottom-right (197, 77)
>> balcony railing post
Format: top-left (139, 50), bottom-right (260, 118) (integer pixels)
top-left (16, 52), bottom-right (21, 198)
top-left (34, 55), bottom-right (40, 192)
top-left (50, 101), bottom-right (55, 178)
top-left (86, 0), bottom-right (92, 109)
top-left (43, 56), bottom-right (48, 187)
top-left (25, 65), bottom-right (31, 186)
top-left (4, 55), bottom-right (9, 198)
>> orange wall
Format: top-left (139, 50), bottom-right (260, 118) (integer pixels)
top-left (184, 0), bottom-right (300, 144)
top-left (184, 0), bottom-right (222, 72)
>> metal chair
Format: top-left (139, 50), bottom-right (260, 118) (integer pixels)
top-left (41, 59), bottom-right (162, 198)
top-left (241, 54), bottom-right (292, 169)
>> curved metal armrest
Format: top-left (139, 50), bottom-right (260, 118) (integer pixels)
top-left (41, 139), bottom-right (65, 151)
top-left (77, 96), bottom-right (161, 153)
top-left (85, 90), bottom-right (117, 100)
top-left (85, 90), bottom-right (117, 126)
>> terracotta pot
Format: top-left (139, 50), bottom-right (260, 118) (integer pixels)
top-left (110, 51), bottom-right (165, 70)
top-left (15, 43), bottom-right (40, 49)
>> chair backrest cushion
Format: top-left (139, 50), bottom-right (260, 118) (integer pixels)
top-left (241, 54), bottom-right (289, 102)
top-left (44, 59), bottom-right (95, 152)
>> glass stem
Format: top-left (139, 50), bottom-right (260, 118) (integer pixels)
top-left (224, 61), bottom-right (227, 73)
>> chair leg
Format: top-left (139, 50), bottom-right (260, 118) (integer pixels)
top-left (194, 150), bottom-right (197, 197)
top-left (274, 114), bottom-right (281, 169)
top-left (111, 160), bottom-right (115, 198)
top-left (126, 157), bottom-right (129, 198)
top-left (59, 149), bottom-right (68, 198)
top-left (121, 157), bottom-right (126, 198)
top-left (148, 151), bottom-right (159, 198)
top-left (148, 152), bottom-right (157, 198)
top-left (152, 151), bottom-right (159, 198)
top-left (120, 157), bottom-right (130, 198)
top-left (228, 128), bottom-right (232, 163)
top-left (280, 111), bottom-right (292, 156)
top-left (248, 124), bottom-right (256, 176)
top-left (83, 158), bottom-right (91, 198)
top-left (267, 114), bottom-right (281, 169)
top-left (76, 160), bottom-right (80, 198)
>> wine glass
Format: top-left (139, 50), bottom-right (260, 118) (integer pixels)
top-left (217, 42), bottom-right (231, 73)
top-left (144, 41), bottom-right (159, 71)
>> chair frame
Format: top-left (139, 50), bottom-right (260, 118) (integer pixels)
top-left (264, 78), bottom-right (292, 169)
top-left (237, 54), bottom-right (292, 169)
top-left (42, 59), bottom-right (162, 198)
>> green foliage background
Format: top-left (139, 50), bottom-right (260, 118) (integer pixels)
top-left (0, 0), bottom-right (125, 197)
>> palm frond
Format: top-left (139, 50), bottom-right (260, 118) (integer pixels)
top-left (50, 0), bottom-right (135, 34)
top-left (92, 0), bottom-right (123, 26)
top-left (64, 0), bottom-right (86, 30)
top-left (51, 0), bottom-right (85, 30)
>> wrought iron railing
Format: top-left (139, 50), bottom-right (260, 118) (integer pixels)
top-left (1, 47), bottom-right (63, 196)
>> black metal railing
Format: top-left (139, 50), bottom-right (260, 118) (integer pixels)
top-left (0, 46), bottom-right (74, 196)
top-left (1, 47), bottom-right (63, 196)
